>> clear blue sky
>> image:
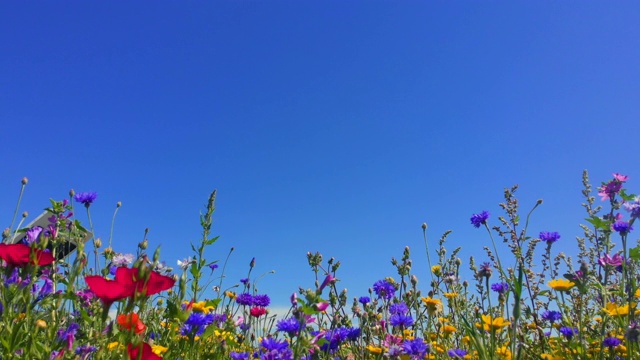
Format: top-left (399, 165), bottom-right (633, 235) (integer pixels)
top-left (2, 2), bottom-right (639, 308)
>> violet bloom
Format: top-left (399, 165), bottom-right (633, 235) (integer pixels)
top-left (598, 174), bottom-right (626, 201)
top-left (358, 296), bottom-right (371, 305)
top-left (372, 279), bottom-right (396, 300)
top-left (277, 318), bottom-right (302, 337)
top-left (25, 226), bottom-right (43, 244)
top-left (559, 326), bottom-right (578, 340)
top-left (390, 313), bottom-right (414, 328)
top-left (623, 196), bottom-right (640, 219)
top-left (447, 349), bottom-right (468, 358)
top-left (541, 310), bottom-right (562, 323)
top-left (539, 231), bottom-right (560, 244)
top-left (208, 263), bottom-right (219, 271)
top-left (389, 302), bottom-right (409, 315)
top-left (403, 338), bottom-right (429, 358)
top-left (470, 211), bottom-right (490, 228)
top-left (253, 294), bottom-right (270, 307)
top-left (229, 352), bottom-right (249, 360)
top-left (236, 293), bottom-right (254, 306)
top-left (74, 192), bottom-right (97, 206)
top-left (613, 220), bottom-right (633, 235)
top-left (603, 337), bottom-right (622, 348)
top-left (490, 282), bottom-right (509, 294)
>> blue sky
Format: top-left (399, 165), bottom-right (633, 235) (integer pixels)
top-left (2, 2), bottom-right (639, 308)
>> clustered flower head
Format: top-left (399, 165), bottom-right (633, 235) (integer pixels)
top-left (74, 191), bottom-right (98, 206)
top-left (598, 173), bottom-right (627, 201)
top-left (470, 210), bottom-right (490, 228)
top-left (539, 231), bottom-right (560, 244)
top-left (612, 219), bottom-right (633, 235)
top-left (490, 282), bottom-right (509, 294)
top-left (372, 279), bottom-right (396, 300)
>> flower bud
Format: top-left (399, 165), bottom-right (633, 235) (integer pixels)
top-left (21, 177), bottom-right (28, 185)
top-left (422, 222), bottom-right (427, 230)
top-left (94, 238), bottom-right (102, 248)
top-left (139, 239), bottom-right (148, 250)
top-left (22, 211), bottom-right (28, 218)
top-left (69, 189), bottom-right (75, 197)
top-left (116, 201), bottom-right (122, 208)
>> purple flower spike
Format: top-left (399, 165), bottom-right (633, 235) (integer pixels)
top-left (470, 211), bottom-right (490, 228)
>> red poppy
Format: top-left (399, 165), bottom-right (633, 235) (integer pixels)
top-left (127, 342), bottom-right (161, 360)
top-left (114, 267), bottom-right (175, 297)
top-left (0, 243), bottom-right (54, 267)
top-left (85, 266), bottom-right (175, 308)
top-left (250, 306), bottom-right (267, 317)
top-left (117, 313), bottom-right (147, 334)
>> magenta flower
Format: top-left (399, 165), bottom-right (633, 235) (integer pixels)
top-left (598, 253), bottom-right (624, 267)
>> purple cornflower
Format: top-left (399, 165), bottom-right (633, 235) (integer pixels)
top-left (389, 302), bottom-right (409, 315)
top-left (613, 220), bottom-right (633, 235)
top-left (403, 338), bottom-right (429, 358)
top-left (261, 337), bottom-right (289, 352)
top-left (57, 323), bottom-right (80, 350)
top-left (359, 296), bottom-right (371, 305)
top-left (75, 344), bottom-right (97, 358)
top-left (447, 349), bottom-right (468, 358)
top-left (372, 279), bottom-right (396, 300)
top-left (236, 293), bottom-right (254, 306)
top-left (74, 192), bottom-right (97, 206)
top-left (208, 263), bottom-right (219, 271)
top-left (539, 231), bottom-right (560, 244)
top-left (603, 337), bottom-right (622, 348)
top-left (276, 318), bottom-right (301, 336)
top-left (253, 294), bottom-right (270, 307)
top-left (623, 196), bottom-right (640, 219)
top-left (390, 313), bottom-right (414, 328)
top-left (181, 313), bottom-right (215, 336)
top-left (559, 326), bottom-right (578, 340)
top-left (230, 352), bottom-right (250, 360)
top-left (490, 282), bottom-right (509, 294)
top-left (470, 211), bottom-right (490, 228)
top-left (541, 310), bottom-right (562, 323)
top-left (240, 278), bottom-right (249, 285)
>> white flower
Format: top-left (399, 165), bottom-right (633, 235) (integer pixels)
top-left (112, 253), bottom-right (134, 267)
top-left (177, 257), bottom-right (194, 270)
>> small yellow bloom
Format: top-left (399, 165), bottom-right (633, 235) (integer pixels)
top-left (476, 314), bottom-right (511, 332)
top-left (186, 300), bottom-right (215, 313)
top-left (444, 292), bottom-right (458, 299)
top-left (548, 279), bottom-right (575, 291)
top-left (151, 345), bottom-right (168, 355)
top-left (107, 342), bottom-right (121, 350)
top-left (431, 265), bottom-right (442, 276)
top-left (366, 345), bottom-right (383, 354)
top-left (496, 346), bottom-right (512, 360)
top-left (421, 297), bottom-right (442, 314)
top-left (603, 302), bottom-right (636, 317)
top-left (226, 291), bottom-right (237, 299)
top-left (443, 324), bottom-right (457, 334)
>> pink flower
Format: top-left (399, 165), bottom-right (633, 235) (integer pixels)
top-left (315, 302), bottom-right (329, 311)
top-left (250, 307), bottom-right (267, 317)
top-left (613, 173), bottom-right (629, 182)
top-left (599, 253), bottom-right (624, 267)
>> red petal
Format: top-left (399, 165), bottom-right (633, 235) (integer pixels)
top-left (115, 267), bottom-right (175, 297)
top-left (85, 275), bottom-right (133, 306)
top-left (0, 243), bottom-right (30, 266)
top-left (128, 342), bottom-right (162, 360)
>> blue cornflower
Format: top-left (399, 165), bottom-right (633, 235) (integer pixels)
top-left (389, 302), bottom-right (409, 315)
top-left (490, 282), bottom-right (509, 294)
top-left (209, 263), bottom-right (219, 271)
top-left (240, 278), bottom-right (249, 284)
top-left (346, 327), bottom-right (361, 341)
top-left (230, 352), bottom-right (250, 360)
top-left (603, 337), bottom-right (622, 348)
top-left (539, 231), bottom-right (560, 244)
top-left (559, 326), bottom-right (578, 340)
top-left (613, 220), bottom-right (633, 235)
top-left (181, 313), bottom-right (215, 336)
top-left (403, 338), bottom-right (429, 358)
top-left (75, 344), bottom-right (97, 356)
top-left (74, 192), bottom-right (97, 206)
top-left (390, 313), bottom-right (414, 328)
top-left (253, 294), bottom-right (270, 307)
top-left (541, 310), bottom-right (562, 323)
top-left (236, 293), bottom-right (254, 306)
top-left (358, 296), bottom-right (371, 305)
top-left (624, 197), bottom-right (640, 219)
top-left (261, 337), bottom-right (289, 352)
top-left (372, 279), bottom-right (396, 300)
top-left (276, 318), bottom-right (301, 336)
top-left (470, 211), bottom-right (490, 228)
top-left (447, 348), bottom-right (468, 358)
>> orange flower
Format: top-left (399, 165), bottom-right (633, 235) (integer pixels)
top-left (117, 313), bottom-right (147, 334)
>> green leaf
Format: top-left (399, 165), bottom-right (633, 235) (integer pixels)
top-left (585, 216), bottom-right (609, 230)
top-left (630, 245), bottom-right (640, 261)
top-left (205, 236), bottom-right (219, 246)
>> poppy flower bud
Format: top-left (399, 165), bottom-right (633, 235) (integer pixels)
top-left (422, 223), bottom-right (427, 230)
top-left (22, 211), bottom-right (28, 218)
top-left (138, 239), bottom-right (148, 250)
top-left (94, 238), bottom-right (102, 248)
top-left (21, 177), bottom-right (28, 185)
top-left (69, 189), bottom-right (75, 197)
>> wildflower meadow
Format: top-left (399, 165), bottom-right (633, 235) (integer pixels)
top-left (1, 171), bottom-right (639, 360)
